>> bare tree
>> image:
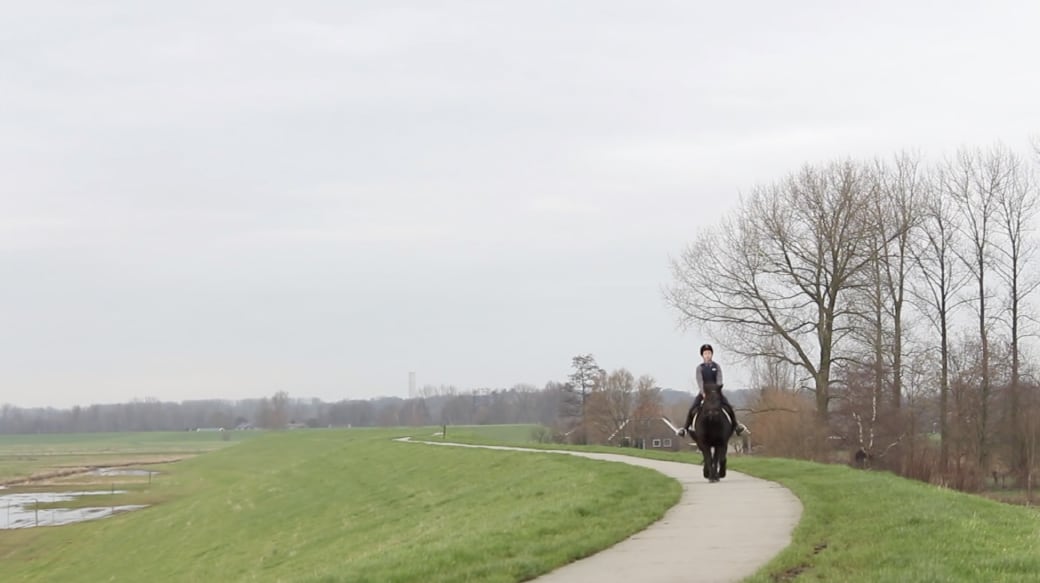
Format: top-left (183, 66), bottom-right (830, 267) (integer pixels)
top-left (748, 334), bottom-right (801, 393)
top-left (900, 347), bottom-right (939, 480)
top-left (668, 161), bottom-right (878, 421)
top-left (948, 146), bottom-right (1015, 468)
top-left (631, 375), bottom-right (664, 447)
top-left (585, 368), bottom-right (635, 444)
top-left (994, 153), bottom-right (1040, 476)
top-left (840, 154), bottom-right (925, 466)
top-left (874, 153), bottom-right (926, 408)
top-left (947, 332), bottom-right (986, 490)
top-left (910, 168), bottom-right (969, 473)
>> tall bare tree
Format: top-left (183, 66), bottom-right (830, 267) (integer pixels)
top-left (994, 153), bottom-right (1040, 476)
top-left (910, 169), bottom-right (969, 474)
top-left (874, 154), bottom-right (926, 408)
top-left (668, 161), bottom-right (878, 421)
top-left (948, 146), bottom-right (1014, 468)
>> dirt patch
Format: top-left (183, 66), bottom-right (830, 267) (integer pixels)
top-left (0, 456), bottom-right (188, 487)
top-left (772, 564), bottom-right (809, 581)
top-left (771, 542), bottom-right (827, 581)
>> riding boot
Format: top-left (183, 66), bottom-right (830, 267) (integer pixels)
top-left (723, 403), bottom-right (749, 436)
top-left (682, 404), bottom-right (702, 434)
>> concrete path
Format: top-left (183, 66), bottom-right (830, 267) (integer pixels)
top-left (399, 439), bottom-right (802, 583)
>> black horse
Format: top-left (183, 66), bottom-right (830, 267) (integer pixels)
top-left (693, 383), bottom-right (733, 482)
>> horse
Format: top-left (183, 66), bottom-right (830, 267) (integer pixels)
top-left (693, 383), bottom-right (733, 482)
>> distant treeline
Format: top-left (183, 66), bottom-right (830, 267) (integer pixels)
top-left (0, 384), bottom-right (570, 434)
top-left (0, 382), bottom-right (704, 435)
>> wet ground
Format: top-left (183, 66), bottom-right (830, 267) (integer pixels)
top-left (88, 468), bottom-right (154, 477)
top-left (1, 467), bottom-right (154, 529)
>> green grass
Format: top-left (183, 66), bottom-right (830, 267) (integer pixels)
top-left (436, 424), bottom-right (542, 443)
top-left (737, 457), bottom-right (1040, 583)
top-left (0, 428), bottom-right (679, 582)
top-left (13, 425), bottom-right (1035, 581)
top-left (443, 429), bottom-right (1040, 583)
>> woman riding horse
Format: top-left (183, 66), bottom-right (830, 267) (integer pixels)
top-left (683, 344), bottom-right (747, 437)
top-left (691, 383), bottom-right (732, 481)
top-left (677, 344), bottom-right (746, 481)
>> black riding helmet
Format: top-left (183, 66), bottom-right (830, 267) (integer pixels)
top-left (700, 343), bottom-right (713, 356)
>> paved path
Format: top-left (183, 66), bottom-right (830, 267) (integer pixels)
top-left (398, 439), bottom-right (802, 583)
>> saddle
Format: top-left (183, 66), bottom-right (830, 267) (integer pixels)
top-left (690, 408), bottom-right (733, 430)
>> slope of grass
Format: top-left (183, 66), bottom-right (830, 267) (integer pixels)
top-left (16, 424), bottom-right (1032, 581)
top-left (738, 457), bottom-right (1040, 583)
top-left (0, 428), bottom-right (679, 582)
top-left (439, 429), bottom-right (1040, 582)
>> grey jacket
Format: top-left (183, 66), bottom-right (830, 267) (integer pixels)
top-left (696, 361), bottom-right (723, 394)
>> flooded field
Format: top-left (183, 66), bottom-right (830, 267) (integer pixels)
top-left (1, 489), bottom-right (146, 529)
top-left (0, 466), bottom-right (156, 529)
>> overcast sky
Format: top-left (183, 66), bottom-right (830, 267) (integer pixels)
top-left (3, 1), bottom-right (1039, 408)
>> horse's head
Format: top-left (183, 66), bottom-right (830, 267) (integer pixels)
top-left (702, 383), bottom-right (724, 408)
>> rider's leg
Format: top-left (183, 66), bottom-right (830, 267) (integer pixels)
top-left (720, 394), bottom-right (749, 436)
top-left (688, 394), bottom-right (703, 427)
top-left (681, 394), bottom-right (703, 435)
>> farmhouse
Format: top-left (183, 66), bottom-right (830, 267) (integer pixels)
top-left (606, 417), bottom-right (685, 451)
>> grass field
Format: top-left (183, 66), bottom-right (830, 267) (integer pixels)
top-left (0, 428), bottom-right (678, 582)
top-left (434, 424), bottom-right (543, 443)
top-left (443, 427), bottom-right (1040, 583)
top-left (7, 425), bottom-right (1039, 582)
top-left (737, 457), bottom-right (1040, 582)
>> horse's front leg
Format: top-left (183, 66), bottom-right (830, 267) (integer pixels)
top-left (698, 444), bottom-right (712, 479)
top-left (710, 447), bottom-right (720, 481)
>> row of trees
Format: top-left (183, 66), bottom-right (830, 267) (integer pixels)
top-left (667, 140), bottom-right (1040, 492)
top-left (0, 392), bottom-right (295, 433)
top-left (0, 386), bottom-right (571, 434)
top-left (555, 354), bottom-right (695, 446)
top-left (0, 355), bottom-right (683, 450)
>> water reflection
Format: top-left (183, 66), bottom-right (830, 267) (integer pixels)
top-left (1, 491), bottom-right (146, 529)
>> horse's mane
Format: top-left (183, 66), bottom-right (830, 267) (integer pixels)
top-left (701, 383), bottom-right (724, 408)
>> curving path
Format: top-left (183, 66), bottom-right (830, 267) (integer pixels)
top-left (398, 439), bottom-right (802, 583)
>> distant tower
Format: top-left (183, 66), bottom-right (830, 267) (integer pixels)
top-left (409, 371), bottom-right (416, 398)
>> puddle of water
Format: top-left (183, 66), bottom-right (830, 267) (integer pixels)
top-left (1, 491), bottom-right (147, 529)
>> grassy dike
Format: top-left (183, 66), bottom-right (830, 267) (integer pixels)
top-left (442, 426), bottom-right (1040, 583)
top-left (739, 457), bottom-right (1040, 583)
top-left (0, 428), bottom-right (678, 582)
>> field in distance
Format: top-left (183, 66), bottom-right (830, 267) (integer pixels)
top-left (0, 430), bottom-right (263, 485)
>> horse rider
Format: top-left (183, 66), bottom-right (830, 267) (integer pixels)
top-left (678, 344), bottom-right (749, 437)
